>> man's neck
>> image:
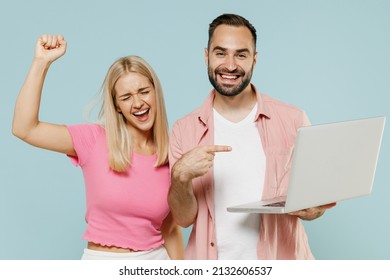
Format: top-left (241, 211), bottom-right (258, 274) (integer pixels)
top-left (213, 85), bottom-right (257, 123)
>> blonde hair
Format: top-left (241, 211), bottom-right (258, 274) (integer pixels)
top-left (97, 56), bottom-right (169, 172)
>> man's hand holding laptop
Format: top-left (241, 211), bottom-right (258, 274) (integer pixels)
top-left (289, 202), bottom-right (337, 220)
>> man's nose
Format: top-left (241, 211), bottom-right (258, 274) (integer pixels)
top-left (224, 55), bottom-right (238, 71)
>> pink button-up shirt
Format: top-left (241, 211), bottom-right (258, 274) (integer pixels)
top-left (169, 85), bottom-right (314, 259)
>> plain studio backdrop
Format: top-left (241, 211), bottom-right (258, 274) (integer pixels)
top-left (0, 0), bottom-right (389, 259)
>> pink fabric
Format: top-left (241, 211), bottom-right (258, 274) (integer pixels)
top-left (67, 124), bottom-right (170, 251)
top-left (169, 85), bottom-right (314, 259)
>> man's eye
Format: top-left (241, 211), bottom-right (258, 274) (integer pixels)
top-left (140, 91), bottom-right (150, 95)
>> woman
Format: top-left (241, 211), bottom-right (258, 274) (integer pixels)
top-left (12, 34), bottom-right (183, 260)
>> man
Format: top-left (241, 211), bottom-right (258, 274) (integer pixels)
top-left (168, 14), bottom-right (334, 260)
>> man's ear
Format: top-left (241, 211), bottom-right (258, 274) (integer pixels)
top-left (204, 48), bottom-right (209, 66)
top-left (253, 51), bottom-right (258, 67)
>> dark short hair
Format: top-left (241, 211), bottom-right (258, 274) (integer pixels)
top-left (208, 13), bottom-right (257, 49)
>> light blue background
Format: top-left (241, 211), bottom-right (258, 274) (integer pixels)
top-left (1, 0), bottom-right (389, 259)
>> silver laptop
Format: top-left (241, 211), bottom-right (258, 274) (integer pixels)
top-left (227, 116), bottom-right (386, 214)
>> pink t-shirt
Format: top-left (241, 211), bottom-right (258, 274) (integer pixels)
top-left (67, 124), bottom-right (170, 251)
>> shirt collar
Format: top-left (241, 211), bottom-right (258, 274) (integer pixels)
top-left (198, 83), bottom-right (271, 126)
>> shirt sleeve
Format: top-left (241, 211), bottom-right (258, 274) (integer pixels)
top-left (66, 124), bottom-right (103, 167)
top-left (168, 121), bottom-right (183, 171)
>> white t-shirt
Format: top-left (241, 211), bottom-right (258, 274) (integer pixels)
top-left (213, 104), bottom-right (266, 259)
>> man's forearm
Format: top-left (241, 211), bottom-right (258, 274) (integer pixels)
top-left (168, 176), bottom-right (198, 228)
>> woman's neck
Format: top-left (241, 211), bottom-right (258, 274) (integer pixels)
top-left (127, 126), bottom-right (155, 155)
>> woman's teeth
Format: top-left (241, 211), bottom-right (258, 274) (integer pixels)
top-left (133, 109), bottom-right (148, 116)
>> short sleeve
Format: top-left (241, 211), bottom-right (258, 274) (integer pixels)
top-left (168, 121), bottom-right (184, 171)
top-left (66, 124), bottom-right (104, 166)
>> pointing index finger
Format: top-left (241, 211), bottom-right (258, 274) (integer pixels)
top-left (204, 145), bottom-right (232, 154)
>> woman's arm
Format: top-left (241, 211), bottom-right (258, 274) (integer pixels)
top-left (12, 34), bottom-right (75, 156)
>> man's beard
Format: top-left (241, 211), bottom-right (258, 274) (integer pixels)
top-left (208, 65), bottom-right (253, 97)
